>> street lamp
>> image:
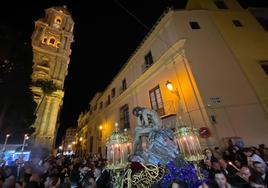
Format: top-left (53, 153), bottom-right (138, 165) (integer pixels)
top-left (166, 80), bottom-right (180, 99)
top-left (2, 134), bottom-right (10, 152)
top-left (21, 134), bottom-right (29, 153)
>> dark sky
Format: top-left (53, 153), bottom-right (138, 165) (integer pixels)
top-left (0, 0), bottom-right (267, 145)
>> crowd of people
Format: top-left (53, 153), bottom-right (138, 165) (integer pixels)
top-left (0, 143), bottom-right (267, 188)
top-left (0, 154), bottom-right (110, 188)
top-left (195, 144), bottom-right (268, 188)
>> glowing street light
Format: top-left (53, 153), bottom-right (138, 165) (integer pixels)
top-left (166, 80), bottom-right (174, 91)
top-left (21, 134), bottom-right (29, 153)
top-left (2, 134), bottom-right (10, 152)
top-left (166, 80), bottom-right (180, 99)
top-left (99, 125), bottom-right (103, 130)
top-left (79, 137), bottom-right (83, 141)
top-left (72, 141), bottom-right (76, 145)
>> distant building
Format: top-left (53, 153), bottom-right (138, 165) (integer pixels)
top-left (78, 0), bottom-right (268, 156)
top-left (30, 6), bottom-right (74, 150)
top-left (63, 127), bottom-right (76, 151)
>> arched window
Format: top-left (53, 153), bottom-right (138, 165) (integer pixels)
top-left (49, 37), bottom-right (56, 45)
top-left (55, 16), bottom-right (62, 25)
top-left (56, 41), bottom-right (61, 48)
top-left (42, 37), bottom-right (48, 44)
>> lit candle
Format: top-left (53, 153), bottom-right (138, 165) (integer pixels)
top-left (228, 161), bottom-right (240, 171)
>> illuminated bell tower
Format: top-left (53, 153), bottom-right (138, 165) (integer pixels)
top-left (30, 6), bottom-right (74, 149)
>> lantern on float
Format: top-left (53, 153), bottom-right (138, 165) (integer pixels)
top-left (175, 125), bottom-right (203, 162)
top-left (106, 123), bottom-right (132, 170)
top-left (175, 125), bottom-right (205, 179)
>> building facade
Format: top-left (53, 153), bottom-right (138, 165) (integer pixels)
top-left (30, 6), bottom-right (74, 150)
top-left (62, 127), bottom-right (76, 151)
top-left (78, 0), bottom-right (268, 156)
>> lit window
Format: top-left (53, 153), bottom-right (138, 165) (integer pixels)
top-left (149, 85), bottom-right (165, 116)
top-left (56, 41), bottom-right (61, 48)
top-left (42, 37), bottom-right (48, 44)
top-left (120, 104), bottom-right (130, 129)
top-left (49, 37), bottom-right (56, 45)
top-left (55, 16), bottom-right (62, 25)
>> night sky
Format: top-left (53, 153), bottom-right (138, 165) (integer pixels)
top-left (0, 0), bottom-right (267, 145)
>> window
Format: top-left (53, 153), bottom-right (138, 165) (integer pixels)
top-left (42, 37), bottom-right (47, 44)
top-left (99, 101), bottom-right (103, 109)
top-left (107, 95), bottom-right (110, 105)
top-left (56, 41), bottom-right (61, 48)
top-left (232, 20), bottom-right (243, 27)
top-left (55, 16), bottom-right (62, 25)
top-left (120, 104), bottom-right (130, 129)
top-left (39, 60), bottom-right (49, 67)
top-left (94, 104), bottom-right (97, 111)
top-left (122, 78), bottom-right (127, 91)
top-left (214, 1), bottom-right (228, 9)
top-left (260, 61), bottom-right (268, 76)
top-left (189, 22), bottom-right (200, 29)
top-left (111, 88), bottom-right (116, 98)
top-left (144, 51), bottom-right (154, 67)
top-left (49, 37), bottom-right (56, 45)
top-left (149, 85), bottom-right (165, 116)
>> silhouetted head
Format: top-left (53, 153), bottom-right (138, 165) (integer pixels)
top-left (132, 106), bottom-right (143, 117)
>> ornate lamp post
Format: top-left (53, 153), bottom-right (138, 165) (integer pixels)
top-left (2, 134), bottom-right (10, 152)
top-left (106, 123), bottom-right (132, 188)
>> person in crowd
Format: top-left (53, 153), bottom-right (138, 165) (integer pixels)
top-left (253, 161), bottom-right (268, 186)
top-left (219, 159), bottom-right (238, 177)
top-left (258, 144), bottom-right (268, 162)
top-left (229, 166), bottom-right (251, 188)
top-left (249, 175), bottom-right (267, 188)
top-left (93, 166), bottom-right (109, 188)
top-left (243, 148), bottom-right (267, 167)
top-left (214, 171), bottom-right (233, 188)
top-left (204, 148), bottom-right (219, 163)
top-left (230, 145), bottom-right (248, 167)
top-left (201, 148), bottom-right (219, 177)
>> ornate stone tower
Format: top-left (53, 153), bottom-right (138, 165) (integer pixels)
top-left (30, 6), bottom-right (74, 149)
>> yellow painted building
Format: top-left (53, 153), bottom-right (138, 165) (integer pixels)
top-left (78, 0), bottom-right (268, 156)
top-left (186, 0), bottom-right (268, 116)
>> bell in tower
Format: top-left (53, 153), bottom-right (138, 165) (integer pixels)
top-left (30, 6), bottom-right (74, 150)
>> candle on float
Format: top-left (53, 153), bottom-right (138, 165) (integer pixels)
top-left (228, 161), bottom-right (240, 171)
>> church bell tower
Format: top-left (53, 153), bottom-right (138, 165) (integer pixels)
top-left (30, 6), bottom-right (74, 149)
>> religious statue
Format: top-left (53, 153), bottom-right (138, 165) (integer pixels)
top-left (132, 106), bottom-right (162, 154)
top-left (130, 106), bottom-right (179, 165)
